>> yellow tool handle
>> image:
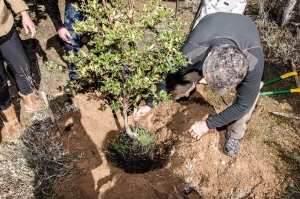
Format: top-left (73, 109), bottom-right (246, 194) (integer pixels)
top-left (281, 71), bottom-right (298, 79)
top-left (291, 88), bottom-right (300, 93)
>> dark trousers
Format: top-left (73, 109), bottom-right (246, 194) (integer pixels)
top-left (0, 26), bottom-right (32, 110)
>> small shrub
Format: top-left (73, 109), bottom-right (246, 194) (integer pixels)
top-left (67, 0), bottom-right (188, 142)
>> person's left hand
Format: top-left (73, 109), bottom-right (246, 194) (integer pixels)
top-left (21, 11), bottom-right (36, 38)
top-left (188, 120), bottom-right (209, 140)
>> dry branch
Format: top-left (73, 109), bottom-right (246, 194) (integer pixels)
top-left (271, 112), bottom-right (300, 120)
top-left (290, 58), bottom-right (300, 88)
top-left (277, 0), bottom-right (297, 27)
top-left (41, 91), bottom-right (61, 138)
top-left (102, 0), bottom-right (114, 28)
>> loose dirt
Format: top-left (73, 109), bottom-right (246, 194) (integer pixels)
top-left (5, 0), bottom-right (291, 198)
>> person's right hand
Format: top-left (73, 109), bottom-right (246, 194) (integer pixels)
top-left (133, 105), bottom-right (152, 121)
top-left (21, 11), bottom-right (36, 38)
top-left (58, 28), bottom-right (72, 44)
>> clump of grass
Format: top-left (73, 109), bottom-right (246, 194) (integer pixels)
top-left (23, 126), bottom-right (72, 198)
top-left (111, 127), bottom-right (155, 163)
top-left (111, 127), bottom-right (155, 154)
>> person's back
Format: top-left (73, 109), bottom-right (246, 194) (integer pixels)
top-left (189, 12), bottom-right (260, 52)
top-left (181, 12), bottom-right (263, 79)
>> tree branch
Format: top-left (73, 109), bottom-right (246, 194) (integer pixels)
top-left (102, 0), bottom-right (114, 28)
top-left (272, 112), bottom-right (300, 120)
top-left (41, 91), bottom-right (61, 139)
top-left (127, 0), bottom-right (134, 25)
top-left (122, 66), bottom-right (138, 141)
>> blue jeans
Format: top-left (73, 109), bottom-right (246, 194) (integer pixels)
top-left (64, 3), bottom-right (85, 80)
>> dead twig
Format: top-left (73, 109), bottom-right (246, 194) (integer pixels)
top-left (277, 0), bottom-right (297, 27)
top-left (271, 112), bottom-right (300, 120)
top-left (102, 0), bottom-right (114, 28)
top-left (290, 58), bottom-right (300, 88)
top-left (41, 91), bottom-right (61, 139)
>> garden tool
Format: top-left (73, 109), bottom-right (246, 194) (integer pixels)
top-left (189, 0), bottom-right (205, 32)
top-left (260, 71), bottom-right (300, 95)
top-left (175, 0), bottom-right (179, 19)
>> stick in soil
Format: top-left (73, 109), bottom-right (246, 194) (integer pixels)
top-left (271, 112), bottom-right (300, 120)
top-left (290, 58), bottom-right (300, 89)
top-left (41, 91), bottom-right (61, 139)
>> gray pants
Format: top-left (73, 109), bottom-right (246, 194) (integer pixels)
top-left (170, 71), bottom-right (262, 139)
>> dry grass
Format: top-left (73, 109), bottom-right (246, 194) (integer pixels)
top-left (0, 113), bottom-right (72, 198)
top-left (235, 0), bottom-right (299, 197)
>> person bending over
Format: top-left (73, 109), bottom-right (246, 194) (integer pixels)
top-left (134, 12), bottom-right (264, 157)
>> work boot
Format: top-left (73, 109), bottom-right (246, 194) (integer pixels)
top-left (19, 92), bottom-right (43, 112)
top-left (0, 105), bottom-right (22, 139)
top-left (223, 131), bottom-right (241, 157)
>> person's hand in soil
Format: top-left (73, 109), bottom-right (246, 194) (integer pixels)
top-left (188, 120), bottom-right (209, 140)
top-left (21, 11), bottom-right (36, 38)
top-left (133, 105), bottom-right (152, 121)
top-left (58, 28), bottom-right (72, 44)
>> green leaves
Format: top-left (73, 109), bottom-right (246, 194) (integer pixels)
top-left (66, 0), bottom-right (188, 112)
top-left (110, 100), bottom-right (122, 111)
top-left (43, 61), bottom-right (63, 73)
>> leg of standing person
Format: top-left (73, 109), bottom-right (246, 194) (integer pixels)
top-left (0, 43), bottom-right (21, 139)
top-left (0, 26), bottom-right (32, 96)
top-left (0, 55), bottom-right (11, 111)
top-left (0, 26), bottom-right (42, 113)
top-left (64, 2), bottom-right (85, 80)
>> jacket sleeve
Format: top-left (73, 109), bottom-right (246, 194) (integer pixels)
top-left (6, 0), bottom-right (29, 14)
top-left (43, 0), bottom-right (65, 31)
